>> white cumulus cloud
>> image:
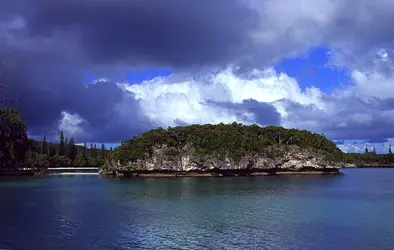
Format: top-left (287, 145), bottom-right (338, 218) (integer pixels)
top-left (118, 67), bottom-right (323, 129)
top-left (109, 45), bottom-right (394, 153)
top-left (58, 111), bottom-right (88, 139)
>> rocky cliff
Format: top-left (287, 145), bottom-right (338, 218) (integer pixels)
top-left (101, 123), bottom-right (346, 177)
top-left (101, 144), bottom-right (345, 176)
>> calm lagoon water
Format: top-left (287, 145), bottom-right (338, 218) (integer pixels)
top-left (1, 169), bottom-right (394, 249)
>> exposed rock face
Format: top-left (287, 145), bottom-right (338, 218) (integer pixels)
top-left (101, 144), bottom-right (346, 176)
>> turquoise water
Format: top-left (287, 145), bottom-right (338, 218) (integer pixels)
top-left (1, 169), bottom-right (394, 249)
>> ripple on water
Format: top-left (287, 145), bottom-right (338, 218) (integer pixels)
top-left (1, 171), bottom-right (394, 249)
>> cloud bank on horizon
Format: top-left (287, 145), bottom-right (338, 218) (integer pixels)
top-left (1, 0), bottom-right (394, 153)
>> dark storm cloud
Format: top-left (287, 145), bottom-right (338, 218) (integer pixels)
top-left (0, 0), bottom-right (264, 141)
top-left (376, 97), bottom-right (394, 111)
top-left (329, 121), bottom-right (394, 141)
top-left (91, 94), bottom-right (156, 143)
top-left (283, 96), bottom-right (394, 141)
top-left (2, 0), bottom-right (394, 143)
top-left (207, 99), bottom-right (281, 126)
top-left (0, 34), bottom-right (151, 142)
top-left (368, 138), bottom-right (388, 143)
top-left (2, 45), bottom-right (84, 132)
top-left (19, 0), bottom-right (260, 69)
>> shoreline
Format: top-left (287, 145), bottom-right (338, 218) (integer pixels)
top-left (101, 168), bottom-right (342, 178)
top-left (110, 172), bottom-right (342, 178)
top-left (4, 166), bottom-right (394, 178)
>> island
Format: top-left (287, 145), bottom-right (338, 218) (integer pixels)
top-left (100, 123), bottom-right (348, 177)
top-left (3, 105), bottom-right (394, 177)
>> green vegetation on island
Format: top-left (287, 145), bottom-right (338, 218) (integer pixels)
top-left (109, 123), bottom-right (344, 164)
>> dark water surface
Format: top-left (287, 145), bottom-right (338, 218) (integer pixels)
top-left (1, 169), bottom-right (394, 249)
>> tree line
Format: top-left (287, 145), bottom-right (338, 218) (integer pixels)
top-left (1, 77), bottom-right (110, 169)
top-left (0, 107), bottom-right (110, 169)
top-left (343, 146), bottom-right (394, 166)
top-left (3, 107), bottom-right (394, 169)
top-left (2, 79), bottom-right (394, 169)
top-left (26, 131), bottom-right (111, 168)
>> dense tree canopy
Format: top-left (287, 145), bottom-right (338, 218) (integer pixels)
top-left (22, 136), bottom-right (109, 168)
top-left (344, 151), bottom-right (394, 167)
top-left (109, 123), bottom-right (345, 164)
top-left (0, 108), bottom-right (29, 169)
top-left (109, 124), bottom-right (394, 168)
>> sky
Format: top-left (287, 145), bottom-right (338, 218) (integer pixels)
top-left (1, 0), bottom-right (394, 153)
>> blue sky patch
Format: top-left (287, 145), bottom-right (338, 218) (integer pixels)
top-left (126, 68), bottom-right (173, 83)
top-left (84, 68), bottom-right (173, 85)
top-left (275, 47), bottom-right (350, 93)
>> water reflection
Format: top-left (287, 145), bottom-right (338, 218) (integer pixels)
top-left (106, 176), bottom-right (345, 248)
top-left (1, 171), bottom-right (394, 249)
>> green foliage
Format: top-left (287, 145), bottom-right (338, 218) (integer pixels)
top-left (0, 108), bottom-right (29, 168)
top-left (49, 144), bottom-right (57, 156)
top-left (59, 131), bottom-right (65, 156)
top-left (344, 152), bottom-right (394, 166)
top-left (0, 73), bottom-right (109, 170)
top-left (41, 136), bottom-right (48, 155)
top-left (110, 123), bottom-right (345, 164)
top-left (68, 137), bottom-right (77, 161)
top-left (90, 143), bottom-right (98, 158)
top-left (1, 124), bottom-right (109, 169)
top-left (165, 148), bottom-right (179, 156)
top-left (82, 142), bottom-right (87, 158)
top-left (100, 143), bottom-right (106, 158)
